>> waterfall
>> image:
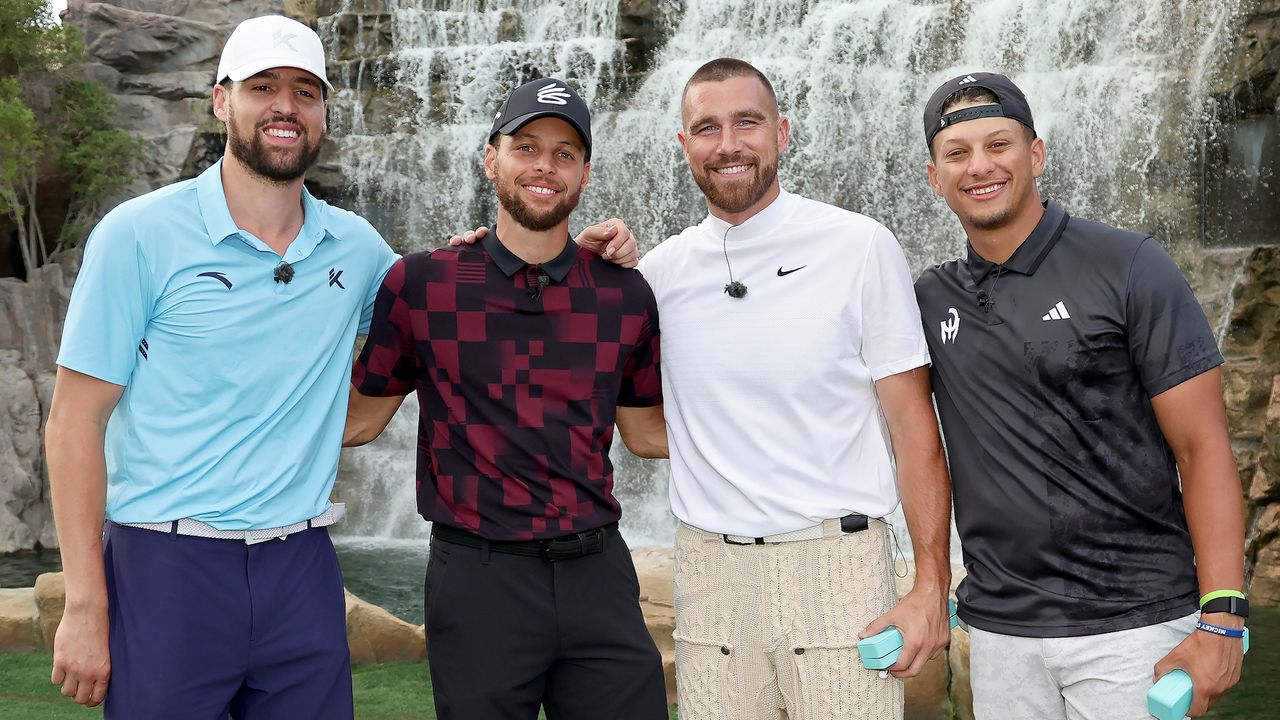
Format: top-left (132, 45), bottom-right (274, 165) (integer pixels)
top-left (329, 0), bottom-right (1241, 546)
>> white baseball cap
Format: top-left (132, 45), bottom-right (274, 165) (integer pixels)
top-left (216, 15), bottom-right (333, 93)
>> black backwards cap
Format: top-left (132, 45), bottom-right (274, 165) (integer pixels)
top-left (488, 78), bottom-right (592, 160)
top-left (922, 72), bottom-right (1036, 150)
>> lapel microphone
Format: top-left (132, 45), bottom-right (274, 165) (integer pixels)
top-left (274, 261), bottom-right (294, 285)
top-left (528, 269), bottom-right (549, 300)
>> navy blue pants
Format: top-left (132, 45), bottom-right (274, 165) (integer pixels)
top-left (425, 532), bottom-right (668, 720)
top-left (102, 522), bottom-right (353, 719)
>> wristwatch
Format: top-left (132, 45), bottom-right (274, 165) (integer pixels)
top-left (1201, 595), bottom-right (1249, 619)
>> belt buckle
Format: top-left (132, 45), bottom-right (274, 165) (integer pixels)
top-left (244, 526), bottom-right (288, 545)
top-left (540, 529), bottom-right (606, 562)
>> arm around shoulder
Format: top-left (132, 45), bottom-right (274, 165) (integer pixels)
top-left (615, 404), bottom-right (668, 458)
top-left (344, 384), bottom-right (406, 447)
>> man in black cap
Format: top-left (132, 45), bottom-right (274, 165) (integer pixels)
top-left (344, 78), bottom-right (668, 720)
top-left (915, 71), bottom-right (1246, 718)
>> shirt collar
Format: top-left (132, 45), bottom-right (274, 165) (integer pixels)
top-left (965, 199), bottom-right (1069, 282)
top-left (481, 227), bottom-right (577, 282)
top-left (195, 159), bottom-right (334, 250)
top-left (702, 187), bottom-right (796, 239)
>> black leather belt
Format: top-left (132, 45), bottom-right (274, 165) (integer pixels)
top-left (431, 522), bottom-right (616, 562)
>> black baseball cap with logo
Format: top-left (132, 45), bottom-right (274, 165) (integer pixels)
top-left (922, 72), bottom-right (1036, 151)
top-left (488, 78), bottom-right (593, 160)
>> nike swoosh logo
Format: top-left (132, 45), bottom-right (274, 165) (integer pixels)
top-left (777, 266), bottom-right (806, 277)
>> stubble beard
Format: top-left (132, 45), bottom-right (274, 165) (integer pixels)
top-left (691, 153), bottom-right (778, 215)
top-left (226, 104), bottom-right (324, 184)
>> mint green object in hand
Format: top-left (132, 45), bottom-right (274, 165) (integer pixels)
top-left (857, 599), bottom-right (960, 670)
top-left (1146, 627), bottom-right (1249, 720)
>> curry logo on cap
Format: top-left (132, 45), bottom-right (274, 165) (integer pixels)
top-left (536, 83), bottom-right (573, 106)
top-left (489, 78), bottom-right (593, 160)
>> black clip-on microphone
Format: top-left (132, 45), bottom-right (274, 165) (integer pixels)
top-left (528, 270), bottom-right (550, 300)
top-left (274, 261), bottom-right (295, 285)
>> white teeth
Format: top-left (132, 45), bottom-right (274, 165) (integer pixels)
top-left (714, 165), bottom-right (749, 175)
top-left (968, 182), bottom-right (1005, 196)
top-left (524, 185), bottom-right (556, 196)
top-left (265, 128), bottom-right (299, 138)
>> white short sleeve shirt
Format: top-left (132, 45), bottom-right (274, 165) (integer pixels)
top-left (638, 189), bottom-right (929, 535)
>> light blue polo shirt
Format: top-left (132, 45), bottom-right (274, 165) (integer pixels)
top-left (57, 160), bottom-right (398, 529)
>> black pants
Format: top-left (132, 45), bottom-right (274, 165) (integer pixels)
top-left (424, 531), bottom-right (668, 720)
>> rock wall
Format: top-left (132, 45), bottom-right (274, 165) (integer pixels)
top-left (1221, 247), bottom-right (1280, 603)
top-left (0, 263), bottom-right (74, 553)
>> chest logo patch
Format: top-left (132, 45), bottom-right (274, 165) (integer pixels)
top-left (197, 271), bottom-right (232, 289)
top-left (1041, 301), bottom-right (1071, 321)
top-left (777, 265), bottom-right (806, 277)
top-left (940, 308), bottom-right (960, 344)
top-left (329, 268), bottom-right (345, 289)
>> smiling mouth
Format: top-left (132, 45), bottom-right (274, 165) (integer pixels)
top-left (964, 181), bottom-right (1007, 197)
top-left (711, 164), bottom-right (752, 177)
top-left (522, 184), bottom-right (559, 196)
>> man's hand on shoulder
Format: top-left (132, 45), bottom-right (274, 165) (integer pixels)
top-left (446, 226), bottom-right (490, 248)
top-left (858, 584), bottom-right (950, 679)
top-left (445, 220), bottom-right (640, 269)
top-left (575, 219), bottom-right (638, 268)
top-left (1153, 614), bottom-right (1244, 717)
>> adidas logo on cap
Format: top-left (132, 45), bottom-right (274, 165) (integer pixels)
top-left (958, 75), bottom-right (978, 85)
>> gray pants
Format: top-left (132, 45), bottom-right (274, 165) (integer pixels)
top-left (970, 613), bottom-right (1198, 720)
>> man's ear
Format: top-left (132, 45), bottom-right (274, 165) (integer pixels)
top-left (926, 160), bottom-right (943, 198)
top-left (483, 142), bottom-right (498, 180)
top-left (213, 83), bottom-right (230, 123)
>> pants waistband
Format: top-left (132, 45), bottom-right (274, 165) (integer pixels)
top-left (119, 503), bottom-right (345, 545)
top-left (431, 522), bottom-right (617, 562)
top-left (715, 513), bottom-right (871, 545)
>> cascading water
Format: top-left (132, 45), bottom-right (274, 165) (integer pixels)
top-left (328, 0), bottom-right (1241, 548)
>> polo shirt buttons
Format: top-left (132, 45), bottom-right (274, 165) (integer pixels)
top-left (720, 646), bottom-right (731, 655)
top-left (794, 647), bottom-right (805, 655)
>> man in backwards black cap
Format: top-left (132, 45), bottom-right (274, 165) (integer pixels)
top-left (915, 72), bottom-right (1246, 718)
top-left (344, 78), bottom-right (667, 719)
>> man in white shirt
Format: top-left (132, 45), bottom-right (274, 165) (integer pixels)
top-left (614, 58), bottom-right (953, 720)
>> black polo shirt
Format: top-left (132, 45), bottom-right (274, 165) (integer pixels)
top-left (353, 230), bottom-right (662, 541)
top-left (915, 200), bottom-right (1222, 637)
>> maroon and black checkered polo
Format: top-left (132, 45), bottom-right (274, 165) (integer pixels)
top-left (353, 231), bottom-right (661, 541)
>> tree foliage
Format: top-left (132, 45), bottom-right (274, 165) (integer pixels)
top-left (0, 0), bottom-right (144, 276)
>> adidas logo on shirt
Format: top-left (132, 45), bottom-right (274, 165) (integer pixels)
top-left (1042, 301), bottom-right (1071, 321)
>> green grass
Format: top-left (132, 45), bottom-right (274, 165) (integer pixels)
top-left (2, 609), bottom-right (1273, 720)
top-left (0, 655), bottom-right (676, 719)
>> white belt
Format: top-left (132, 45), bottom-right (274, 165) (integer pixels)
top-left (721, 513), bottom-right (871, 545)
top-left (121, 504), bottom-right (345, 545)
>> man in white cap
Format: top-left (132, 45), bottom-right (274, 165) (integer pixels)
top-left (45, 15), bottom-right (392, 718)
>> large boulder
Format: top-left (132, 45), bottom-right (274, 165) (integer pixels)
top-left (344, 589), bottom-right (426, 665)
top-left (0, 588), bottom-right (40, 653)
top-left (34, 571), bottom-right (66, 650)
top-left (632, 545), bottom-right (676, 702)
